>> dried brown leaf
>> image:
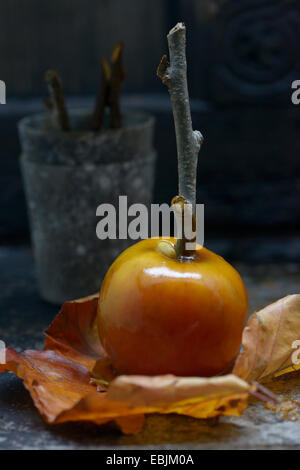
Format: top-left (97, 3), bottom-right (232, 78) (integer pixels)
top-left (0, 295), bottom-right (251, 433)
top-left (0, 348), bottom-right (95, 422)
top-left (0, 347), bottom-right (249, 433)
top-left (107, 374), bottom-right (250, 419)
top-left (233, 295), bottom-right (300, 382)
top-left (44, 294), bottom-right (104, 371)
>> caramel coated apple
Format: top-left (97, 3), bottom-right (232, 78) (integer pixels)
top-left (97, 238), bottom-right (248, 377)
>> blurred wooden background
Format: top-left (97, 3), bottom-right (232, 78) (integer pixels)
top-left (1, 0), bottom-right (300, 256)
top-left (0, 0), bottom-right (165, 96)
top-left (1, 0), bottom-right (299, 103)
top-left (0, 0), bottom-right (167, 96)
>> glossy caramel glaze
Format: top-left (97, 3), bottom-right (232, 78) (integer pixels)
top-left (97, 238), bottom-right (248, 377)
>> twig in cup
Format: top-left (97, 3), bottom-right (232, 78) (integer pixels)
top-left (109, 41), bottom-right (126, 128)
top-left (92, 42), bottom-right (125, 131)
top-left (45, 70), bottom-right (70, 131)
top-left (92, 58), bottom-right (112, 131)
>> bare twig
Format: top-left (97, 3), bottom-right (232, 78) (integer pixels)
top-left (157, 23), bottom-right (203, 259)
top-left (45, 70), bottom-right (70, 131)
top-left (157, 23), bottom-right (203, 208)
top-left (92, 58), bottom-right (111, 131)
top-left (110, 41), bottom-right (126, 128)
top-left (157, 55), bottom-right (170, 85)
top-left (92, 42), bottom-right (125, 131)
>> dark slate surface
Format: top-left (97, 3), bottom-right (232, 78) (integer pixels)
top-left (1, 244), bottom-right (300, 449)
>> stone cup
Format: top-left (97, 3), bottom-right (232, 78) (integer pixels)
top-left (19, 109), bottom-right (156, 304)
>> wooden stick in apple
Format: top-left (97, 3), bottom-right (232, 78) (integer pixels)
top-left (157, 22), bottom-right (203, 258)
top-left (157, 22), bottom-right (203, 208)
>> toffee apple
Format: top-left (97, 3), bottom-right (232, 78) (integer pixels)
top-left (98, 237), bottom-right (247, 376)
top-left (97, 23), bottom-right (248, 377)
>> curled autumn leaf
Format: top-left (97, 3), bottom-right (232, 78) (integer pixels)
top-left (44, 294), bottom-right (104, 370)
top-left (0, 348), bottom-right (145, 433)
top-left (233, 295), bottom-right (300, 382)
top-left (107, 374), bottom-right (250, 418)
top-left (0, 294), bottom-right (251, 433)
top-left (0, 348), bottom-right (95, 423)
top-left (2, 293), bottom-right (300, 432)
